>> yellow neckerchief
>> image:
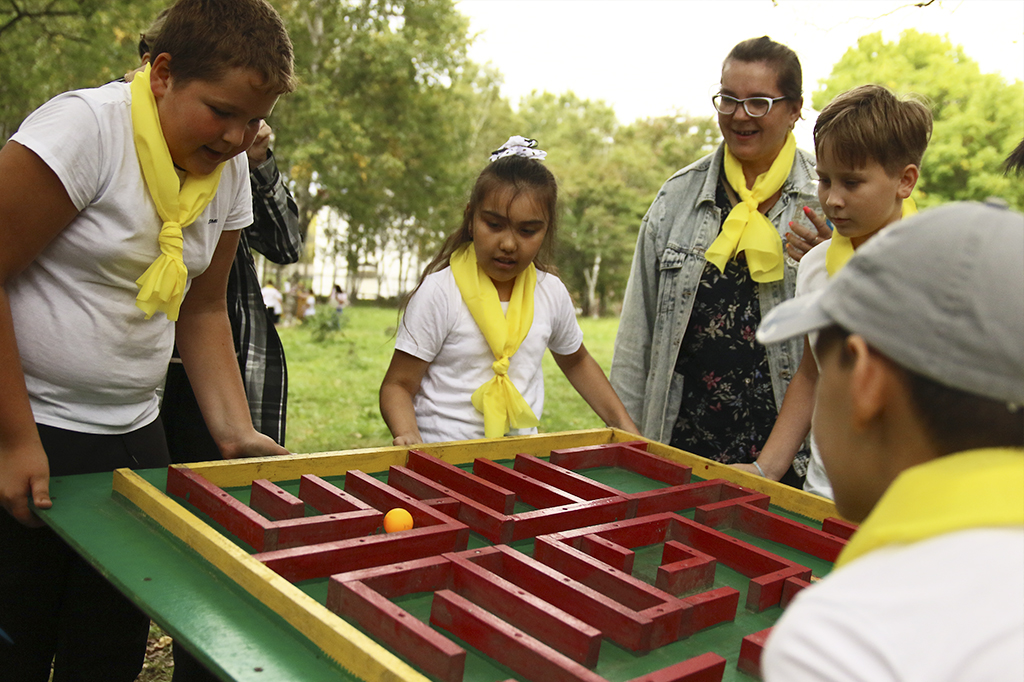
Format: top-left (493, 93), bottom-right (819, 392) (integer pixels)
top-left (131, 63), bottom-right (225, 320)
top-left (825, 196), bottom-right (918, 277)
top-left (449, 242), bottom-right (540, 438)
top-left (706, 132), bottom-right (797, 283)
top-left (836, 447), bottom-right (1024, 569)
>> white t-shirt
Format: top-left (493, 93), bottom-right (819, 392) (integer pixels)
top-left (763, 528), bottom-right (1024, 682)
top-left (9, 82), bottom-right (252, 434)
top-left (396, 267), bottom-right (584, 443)
top-left (794, 241), bottom-right (833, 498)
top-left (262, 285), bottom-right (284, 314)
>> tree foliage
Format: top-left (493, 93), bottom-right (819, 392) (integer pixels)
top-left (272, 0), bottom-right (478, 295)
top-left (813, 29), bottom-right (1024, 210)
top-left (0, 0), bottom-right (167, 140)
top-left (517, 92), bottom-right (719, 315)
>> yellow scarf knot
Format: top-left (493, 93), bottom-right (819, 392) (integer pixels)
top-left (450, 243), bottom-right (540, 438)
top-left (825, 196), bottom-right (918, 276)
top-left (706, 132), bottom-right (797, 283)
top-left (130, 62), bottom-right (225, 320)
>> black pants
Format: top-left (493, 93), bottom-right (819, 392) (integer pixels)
top-left (0, 421), bottom-right (170, 682)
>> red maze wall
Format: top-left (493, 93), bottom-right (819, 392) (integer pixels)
top-left (166, 442), bottom-right (857, 682)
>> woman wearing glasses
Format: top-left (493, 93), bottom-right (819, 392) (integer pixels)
top-left (610, 37), bottom-right (825, 486)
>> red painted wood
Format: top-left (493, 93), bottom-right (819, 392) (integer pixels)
top-left (421, 496), bottom-right (461, 518)
top-left (407, 450), bottom-right (515, 514)
top-left (474, 546), bottom-right (659, 652)
top-left (630, 480), bottom-right (732, 517)
top-left (450, 555), bottom-right (603, 668)
top-left (266, 509), bottom-right (381, 551)
top-left (626, 652), bottom-right (726, 682)
top-left (697, 503), bottom-right (847, 563)
top-left (668, 515), bottom-right (811, 612)
top-left (388, 465), bottom-right (512, 544)
top-left (618, 445), bottom-right (692, 486)
top-left (329, 554), bottom-right (453, 598)
top-left (166, 466), bottom-right (270, 551)
top-left (298, 474), bottom-right (375, 514)
top-left (533, 538), bottom-right (669, 611)
top-left (822, 517), bottom-right (858, 540)
top-left (657, 541), bottom-right (717, 596)
top-left (580, 533), bottom-right (634, 574)
top-left (473, 458), bottom-right (585, 508)
top-left (254, 524), bottom-right (468, 582)
top-left (249, 479), bottom-right (305, 521)
top-left (548, 441), bottom-right (649, 470)
top-left (780, 576), bottom-right (812, 608)
top-left (738, 627), bottom-right (773, 680)
top-left (344, 469), bottom-right (462, 530)
top-left (327, 579), bottom-right (465, 682)
top-left (510, 498), bottom-right (631, 542)
top-left (512, 454), bottom-right (625, 501)
top-left (681, 587), bottom-right (739, 636)
top-left (430, 589), bottom-right (607, 682)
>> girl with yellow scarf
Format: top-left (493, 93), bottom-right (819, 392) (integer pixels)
top-left (381, 137), bottom-right (639, 445)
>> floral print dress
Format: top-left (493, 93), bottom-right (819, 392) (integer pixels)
top-left (670, 179), bottom-right (778, 465)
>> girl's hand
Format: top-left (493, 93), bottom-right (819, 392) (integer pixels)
top-left (785, 206), bottom-right (832, 261)
top-left (392, 434), bottom-right (422, 447)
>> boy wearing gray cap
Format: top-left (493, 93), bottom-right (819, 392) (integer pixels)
top-left (758, 201), bottom-right (1024, 682)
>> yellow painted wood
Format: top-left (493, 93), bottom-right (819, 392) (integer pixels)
top-left (112, 469), bottom-right (429, 682)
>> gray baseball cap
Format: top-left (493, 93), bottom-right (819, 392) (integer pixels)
top-left (757, 200), bottom-right (1024, 404)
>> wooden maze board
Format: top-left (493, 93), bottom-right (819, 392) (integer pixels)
top-left (112, 429), bottom-right (855, 682)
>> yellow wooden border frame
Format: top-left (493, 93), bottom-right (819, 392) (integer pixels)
top-left (111, 429), bottom-right (840, 681)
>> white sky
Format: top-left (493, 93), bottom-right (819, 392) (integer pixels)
top-left (456, 0), bottom-right (1024, 148)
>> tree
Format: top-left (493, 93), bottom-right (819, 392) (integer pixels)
top-left (517, 92), bottom-right (719, 316)
top-left (813, 30), bottom-right (1024, 210)
top-left (272, 0), bottom-right (477, 296)
top-left (0, 0), bottom-right (168, 140)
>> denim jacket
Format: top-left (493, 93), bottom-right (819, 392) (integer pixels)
top-left (610, 144), bottom-right (820, 443)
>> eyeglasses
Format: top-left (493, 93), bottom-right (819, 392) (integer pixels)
top-left (712, 93), bottom-right (790, 118)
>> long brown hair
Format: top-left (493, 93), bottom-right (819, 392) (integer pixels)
top-left (400, 154), bottom-right (560, 315)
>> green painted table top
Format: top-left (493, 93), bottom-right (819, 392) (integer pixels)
top-left (37, 454), bottom-right (834, 682)
top-left (38, 467), bottom-right (360, 682)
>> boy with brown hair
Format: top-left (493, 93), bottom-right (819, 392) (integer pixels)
top-left (0, 1), bottom-right (294, 679)
top-left (736, 84), bottom-right (932, 496)
top-left (757, 201), bottom-right (1024, 681)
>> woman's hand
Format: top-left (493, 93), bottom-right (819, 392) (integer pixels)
top-left (785, 206), bottom-right (832, 261)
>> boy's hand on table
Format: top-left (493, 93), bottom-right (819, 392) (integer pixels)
top-left (220, 430), bottom-right (290, 460)
top-left (0, 442), bottom-right (52, 527)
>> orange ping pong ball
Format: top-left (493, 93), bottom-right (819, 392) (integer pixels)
top-left (383, 508), bottom-right (414, 533)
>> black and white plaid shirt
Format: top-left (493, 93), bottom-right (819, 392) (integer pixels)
top-left (228, 150), bottom-right (304, 445)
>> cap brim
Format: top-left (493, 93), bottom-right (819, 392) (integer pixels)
top-left (756, 288), bottom-right (833, 345)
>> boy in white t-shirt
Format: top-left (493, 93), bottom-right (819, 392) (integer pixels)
top-left (734, 84), bottom-right (931, 496)
top-left (756, 201), bottom-right (1024, 682)
top-left (0, 1), bottom-right (294, 679)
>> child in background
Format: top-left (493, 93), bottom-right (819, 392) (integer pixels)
top-left (380, 136), bottom-right (639, 445)
top-left (0, 0), bottom-right (293, 679)
top-left (757, 201), bottom-right (1023, 681)
top-left (733, 84), bottom-right (931, 497)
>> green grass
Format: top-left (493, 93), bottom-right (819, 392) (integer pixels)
top-left (279, 306), bottom-right (621, 454)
